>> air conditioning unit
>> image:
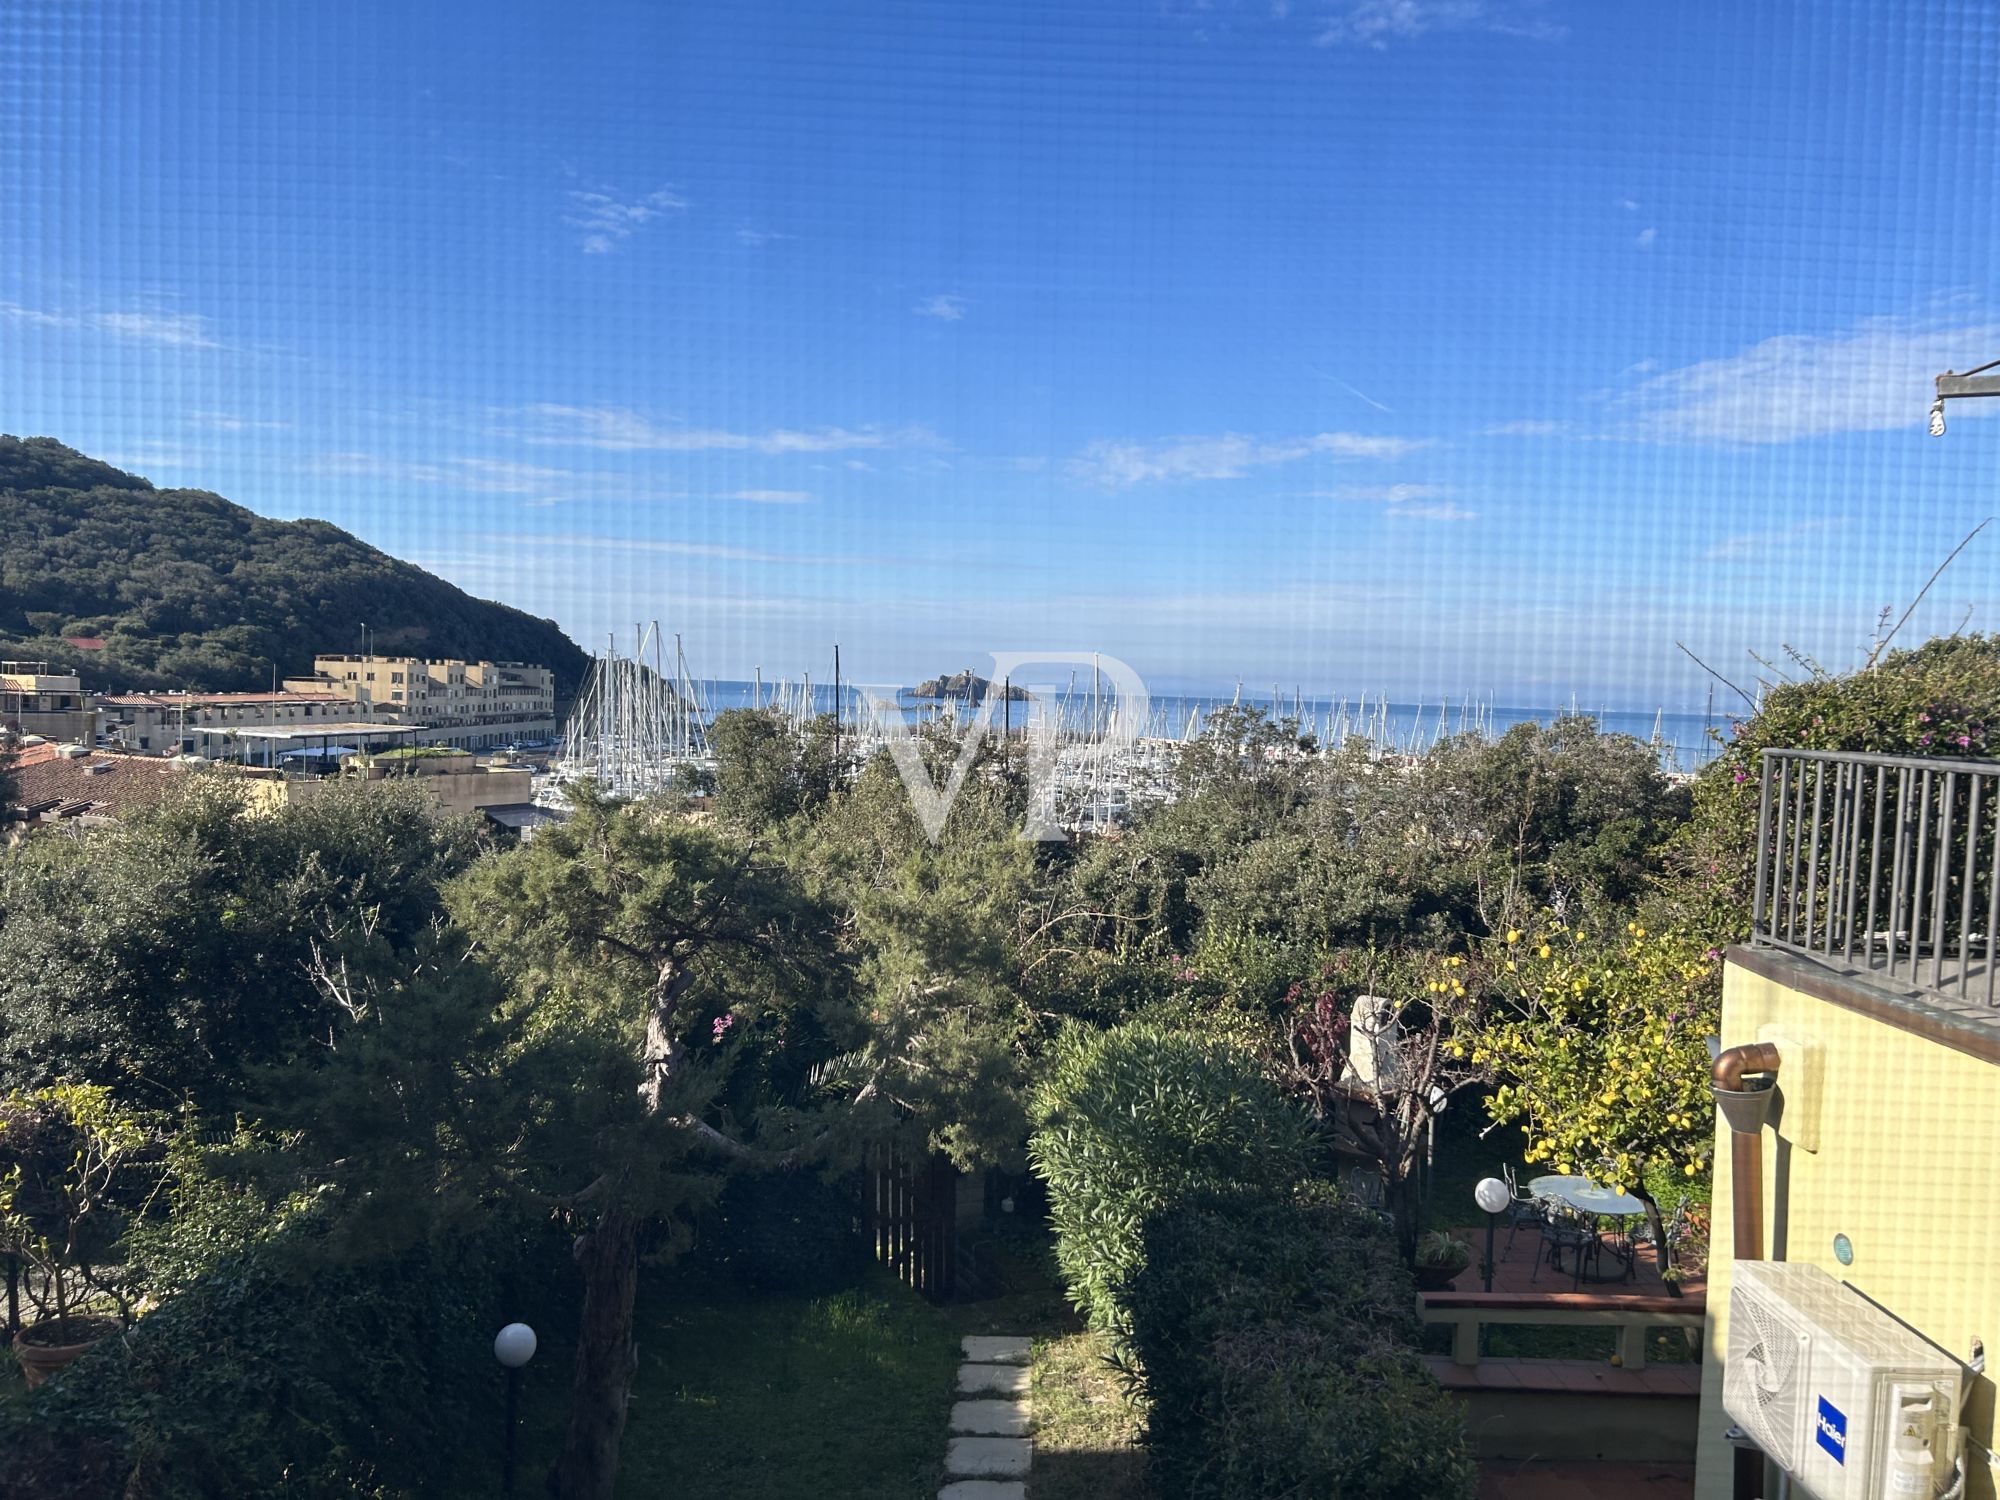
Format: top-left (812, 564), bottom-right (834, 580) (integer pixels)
top-left (1725, 1261), bottom-right (1963, 1499)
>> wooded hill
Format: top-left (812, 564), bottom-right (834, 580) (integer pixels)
top-left (0, 437), bottom-right (589, 697)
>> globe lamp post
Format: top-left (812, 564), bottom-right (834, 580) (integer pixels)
top-left (494, 1322), bottom-right (538, 1494)
top-left (1474, 1177), bottom-right (1512, 1292)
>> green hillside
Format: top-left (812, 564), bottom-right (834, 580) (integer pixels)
top-left (0, 436), bottom-right (589, 697)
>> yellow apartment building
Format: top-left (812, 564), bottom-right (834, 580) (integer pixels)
top-left (284, 655), bottom-right (557, 749)
top-left (1699, 747), bottom-right (2000, 1500)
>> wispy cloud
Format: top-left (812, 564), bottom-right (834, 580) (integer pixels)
top-left (308, 451), bottom-right (680, 506)
top-left (3, 300), bottom-right (224, 349)
top-left (1703, 517), bottom-right (1847, 563)
top-left (1635, 226), bottom-right (1658, 249)
top-left (1310, 482), bottom-right (1450, 502)
top-left (190, 410), bottom-right (289, 432)
top-left (735, 227), bottom-right (792, 246)
top-left (719, 489), bottom-right (815, 504)
top-left (507, 403), bottom-right (946, 455)
top-left (1312, 0), bottom-right (1565, 49)
top-left (0, 300), bottom-right (74, 328)
top-left (1386, 501), bottom-right (1479, 522)
top-left (1070, 431), bottom-right (1423, 487)
top-left (565, 186), bottom-right (688, 254)
top-left (1482, 418), bottom-right (1568, 437)
top-left (1615, 308), bottom-right (2000, 445)
top-left (915, 294), bottom-right (966, 321)
top-left (92, 310), bottom-right (221, 348)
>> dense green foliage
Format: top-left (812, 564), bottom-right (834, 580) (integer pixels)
top-left (0, 1222), bottom-right (567, 1500)
top-left (0, 776), bottom-right (492, 1112)
top-left (1027, 1020), bottom-right (1319, 1342)
top-left (1661, 634), bottom-right (2000, 940)
top-left (0, 436), bottom-right (588, 695)
top-left (1126, 1193), bottom-right (1477, 1500)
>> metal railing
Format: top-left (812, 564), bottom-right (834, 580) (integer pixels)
top-left (1752, 748), bottom-right (2000, 1007)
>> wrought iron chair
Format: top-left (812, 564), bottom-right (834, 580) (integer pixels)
top-left (1498, 1164), bottom-right (1545, 1261)
top-left (1531, 1203), bottom-right (1603, 1289)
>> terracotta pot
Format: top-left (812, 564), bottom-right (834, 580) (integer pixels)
top-left (12, 1316), bottom-right (119, 1389)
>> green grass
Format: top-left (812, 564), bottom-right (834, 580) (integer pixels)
top-left (1031, 1329), bottom-right (1150, 1500)
top-left (480, 1215), bottom-right (1093, 1500)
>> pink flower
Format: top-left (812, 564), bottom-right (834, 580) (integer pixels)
top-left (711, 1013), bottom-right (736, 1043)
top-left (1958, 735), bottom-right (1972, 748)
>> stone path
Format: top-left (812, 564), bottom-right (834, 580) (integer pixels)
top-left (940, 1335), bottom-right (1032, 1499)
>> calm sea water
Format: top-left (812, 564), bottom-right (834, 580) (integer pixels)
top-left (693, 679), bottom-right (1724, 773)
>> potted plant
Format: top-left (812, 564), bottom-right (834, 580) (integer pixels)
top-left (1413, 1230), bottom-right (1471, 1291)
top-left (1, 1083), bottom-right (147, 1388)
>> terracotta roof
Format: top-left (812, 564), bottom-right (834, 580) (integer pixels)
top-left (6, 750), bottom-right (187, 820)
top-left (97, 690), bottom-right (353, 707)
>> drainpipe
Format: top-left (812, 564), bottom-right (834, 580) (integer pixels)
top-left (1712, 1042), bottom-right (1782, 1262)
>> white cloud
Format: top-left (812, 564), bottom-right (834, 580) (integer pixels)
top-left (735, 227), bottom-right (792, 246)
top-left (92, 310), bottom-right (221, 348)
top-left (1620, 198), bottom-right (1641, 212)
top-left (1310, 483), bottom-right (1449, 502)
top-left (1386, 502), bottom-right (1479, 522)
top-left (1481, 418), bottom-right (1568, 437)
top-left (719, 489), bottom-right (815, 504)
top-left (916, 294), bottom-right (966, 321)
top-left (307, 451), bottom-right (681, 505)
top-left (1313, 0), bottom-right (1565, 48)
top-left (1615, 309), bottom-right (2000, 445)
top-left (1635, 227), bottom-right (1657, 249)
top-left (1070, 431), bottom-right (1423, 487)
top-left (508, 403), bottom-right (945, 454)
top-left (0, 300), bottom-right (75, 328)
top-left (1702, 517), bottom-right (1847, 563)
top-left (0, 300), bottom-right (224, 349)
top-left (190, 410), bottom-right (289, 432)
top-left (565, 186), bottom-right (688, 254)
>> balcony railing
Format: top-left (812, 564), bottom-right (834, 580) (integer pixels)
top-left (1752, 748), bottom-right (2000, 1009)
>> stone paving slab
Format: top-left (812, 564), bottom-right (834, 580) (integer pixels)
top-left (938, 1484), bottom-right (1027, 1500)
top-left (961, 1335), bottom-right (1032, 1364)
top-left (956, 1362), bottom-right (1030, 1396)
top-left (951, 1399), bottom-right (1030, 1436)
top-left (947, 1436), bottom-right (1032, 1478)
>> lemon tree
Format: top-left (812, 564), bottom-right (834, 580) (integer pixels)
top-left (1445, 922), bottom-right (1720, 1279)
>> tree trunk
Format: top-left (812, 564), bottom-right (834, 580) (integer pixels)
top-left (1636, 1188), bottom-right (1679, 1298)
top-left (549, 1205), bottom-right (641, 1500)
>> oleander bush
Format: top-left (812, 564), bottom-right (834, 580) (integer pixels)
top-left (1026, 1020), bottom-right (1319, 1343)
top-left (1125, 1192), bottom-right (1476, 1500)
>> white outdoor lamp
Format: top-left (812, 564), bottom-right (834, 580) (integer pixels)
top-left (494, 1323), bottom-right (537, 1493)
top-left (1474, 1176), bottom-right (1512, 1292)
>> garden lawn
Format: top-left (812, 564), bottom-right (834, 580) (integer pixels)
top-left (1031, 1329), bottom-right (1149, 1500)
top-left (615, 1269), bottom-right (963, 1500)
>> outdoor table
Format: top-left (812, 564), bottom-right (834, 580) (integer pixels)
top-left (1527, 1175), bottom-right (1646, 1281)
top-left (1527, 1175), bottom-right (1646, 1217)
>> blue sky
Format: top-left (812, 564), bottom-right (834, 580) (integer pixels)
top-left (5, 0), bottom-right (2000, 708)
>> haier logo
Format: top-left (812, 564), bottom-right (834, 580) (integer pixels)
top-left (1815, 1395), bottom-right (1849, 1464)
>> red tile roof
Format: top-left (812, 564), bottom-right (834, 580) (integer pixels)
top-left (6, 749), bottom-right (188, 820)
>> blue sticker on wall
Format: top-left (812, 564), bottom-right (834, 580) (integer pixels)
top-left (1816, 1396), bottom-right (1848, 1464)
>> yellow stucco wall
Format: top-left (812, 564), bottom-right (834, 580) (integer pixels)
top-left (1695, 954), bottom-right (2000, 1498)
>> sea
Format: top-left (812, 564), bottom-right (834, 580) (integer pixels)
top-left (688, 679), bottom-right (1725, 774)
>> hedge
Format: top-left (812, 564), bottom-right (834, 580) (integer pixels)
top-left (1125, 1192), bottom-right (1477, 1500)
top-left (0, 1220), bottom-right (568, 1500)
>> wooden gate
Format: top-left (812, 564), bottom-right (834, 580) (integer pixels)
top-left (863, 1145), bottom-right (959, 1302)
